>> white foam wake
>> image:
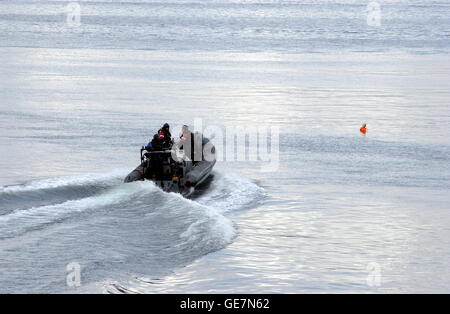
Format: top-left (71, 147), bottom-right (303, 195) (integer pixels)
top-left (0, 170), bottom-right (264, 276)
top-left (0, 181), bottom-right (157, 239)
top-left (0, 169), bottom-right (128, 194)
top-left (196, 172), bottom-right (266, 213)
top-left (174, 192), bottom-right (237, 247)
top-left (166, 172), bottom-right (265, 249)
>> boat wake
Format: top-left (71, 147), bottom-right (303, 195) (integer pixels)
top-left (0, 170), bottom-right (265, 293)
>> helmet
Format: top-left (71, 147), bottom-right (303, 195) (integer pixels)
top-left (163, 123), bottom-right (170, 130)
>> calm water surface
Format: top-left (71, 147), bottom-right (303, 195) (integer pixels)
top-left (0, 1), bottom-right (449, 293)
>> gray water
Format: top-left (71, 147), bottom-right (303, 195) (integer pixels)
top-left (0, 0), bottom-right (449, 293)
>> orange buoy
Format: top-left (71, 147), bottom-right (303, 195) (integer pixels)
top-left (360, 123), bottom-right (367, 134)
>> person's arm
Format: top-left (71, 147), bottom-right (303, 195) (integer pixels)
top-left (145, 142), bottom-right (153, 151)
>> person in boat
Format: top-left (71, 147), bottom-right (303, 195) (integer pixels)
top-left (158, 123), bottom-right (173, 149)
top-left (145, 134), bottom-right (163, 152)
top-left (178, 125), bottom-right (193, 160)
top-left (143, 134), bottom-right (164, 180)
top-left (179, 125), bottom-right (191, 141)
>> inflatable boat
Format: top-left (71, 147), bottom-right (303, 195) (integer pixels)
top-left (124, 134), bottom-right (216, 197)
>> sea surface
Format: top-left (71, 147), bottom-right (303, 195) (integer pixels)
top-left (0, 0), bottom-right (449, 293)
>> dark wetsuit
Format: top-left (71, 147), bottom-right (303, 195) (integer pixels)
top-left (145, 134), bottom-right (163, 152)
top-left (144, 135), bottom-right (164, 180)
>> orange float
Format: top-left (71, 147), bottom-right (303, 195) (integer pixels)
top-left (360, 123), bottom-right (367, 134)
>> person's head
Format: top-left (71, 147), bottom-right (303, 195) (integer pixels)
top-left (153, 134), bottom-right (160, 141)
top-left (182, 125), bottom-right (189, 134)
top-left (163, 123), bottom-right (170, 131)
top-left (361, 123), bottom-right (367, 128)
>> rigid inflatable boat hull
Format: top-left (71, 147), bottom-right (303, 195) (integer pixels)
top-left (124, 135), bottom-right (216, 197)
